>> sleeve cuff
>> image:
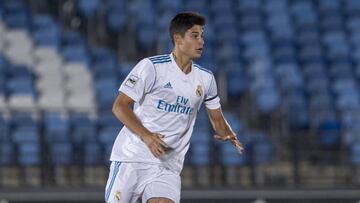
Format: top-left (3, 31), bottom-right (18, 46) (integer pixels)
top-left (119, 87), bottom-right (141, 102)
top-left (205, 96), bottom-right (221, 109)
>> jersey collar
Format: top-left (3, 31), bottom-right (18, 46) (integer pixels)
top-left (170, 53), bottom-right (194, 77)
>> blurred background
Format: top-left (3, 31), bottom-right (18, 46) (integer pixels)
top-left (1, 0), bottom-right (360, 202)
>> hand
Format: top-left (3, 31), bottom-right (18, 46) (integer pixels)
top-left (214, 133), bottom-right (244, 154)
top-left (141, 133), bottom-right (169, 158)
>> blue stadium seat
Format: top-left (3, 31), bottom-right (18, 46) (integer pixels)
top-left (321, 14), bottom-right (343, 31)
top-left (191, 129), bottom-right (211, 143)
top-left (216, 42), bottom-right (240, 63)
top-left (2, 1), bottom-right (30, 29)
top-left (253, 141), bottom-right (274, 165)
top-left (18, 142), bottom-right (41, 166)
top-left (190, 143), bottom-right (211, 166)
top-left (77, 0), bottom-right (100, 19)
top-left (84, 142), bottom-right (103, 165)
top-left (129, 1), bottom-right (155, 26)
top-left (241, 13), bottom-right (263, 30)
top-left (345, 0), bottom-right (360, 16)
top-left (213, 13), bottom-right (236, 29)
top-left (286, 93), bottom-right (310, 129)
top-left (90, 46), bottom-right (117, 63)
top-left (219, 142), bottom-right (248, 166)
top-left (92, 59), bottom-right (117, 78)
top-left (297, 30), bottom-right (320, 45)
top-left (94, 78), bottom-right (118, 110)
top-left (264, 0), bottom-right (288, 13)
top-left (319, 120), bottom-right (341, 148)
top-left (98, 112), bottom-right (122, 129)
top-left (72, 124), bottom-right (97, 144)
top-left (309, 93), bottom-right (333, 111)
top-left (6, 65), bottom-right (34, 79)
top-left (32, 25), bottom-right (61, 48)
top-left (106, 8), bottom-right (128, 33)
top-left (351, 142), bottom-right (360, 165)
top-left (61, 31), bottom-right (85, 47)
top-left (12, 126), bottom-right (39, 143)
top-left (347, 17), bottom-right (360, 33)
top-left (31, 14), bottom-right (55, 29)
top-left (227, 69), bottom-right (246, 98)
top-left (318, 0), bottom-right (341, 13)
top-left (237, 0), bottom-right (261, 13)
top-left (6, 77), bottom-right (36, 96)
top-left (210, 0), bottom-right (233, 13)
top-left (158, 0), bottom-right (182, 11)
top-left (256, 88), bottom-right (280, 113)
top-left (299, 44), bottom-right (323, 63)
top-left (136, 25), bottom-right (157, 50)
top-left (0, 115), bottom-right (10, 142)
top-left (104, 143), bottom-right (113, 163)
top-left (61, 45), bottom-right (90, 64)
top-left (44, 112), bottom-right (70, 143)
top-left (0, 143), bottom-right (15, 165)
top-left (49, 143), bottom-right (73, 165)
top-left (99, 127), bottom-right (119, 144)
top-left (70, 114), bottom-right (97, 144)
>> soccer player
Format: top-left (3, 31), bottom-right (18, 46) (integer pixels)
top-left (105, 12), bottom-right (243, 203)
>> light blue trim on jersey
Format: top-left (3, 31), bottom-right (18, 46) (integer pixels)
top-left (105, 161), bottom-right (121, 202)
top-left (151, 57), bottom-right (171, 63)
top-left (148, 54), bottom-right (171, 64)
top-left (149, 54), bottom-right (169, 60)
top-left (193, 63), bottom-right (213, 75)
top-left (152, 59), bottom-right (171, 64)
top-left (149, 56), bottom-right (170, 62)
top-left (149, 55), bottom-right (170, 62)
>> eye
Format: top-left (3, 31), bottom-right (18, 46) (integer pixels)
top-left (192, 33), bottom-right (199, 38)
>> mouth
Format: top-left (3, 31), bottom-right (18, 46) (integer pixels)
top-left (196, 48), bottom-right (203, 52)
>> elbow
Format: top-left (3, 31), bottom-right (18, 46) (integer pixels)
top-left (112, 99), bottom-right (123, 116)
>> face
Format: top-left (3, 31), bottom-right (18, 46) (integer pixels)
top-left (174, 25), bottom-right (204, 59)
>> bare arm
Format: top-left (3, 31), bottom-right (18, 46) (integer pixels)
top-left (206, 107), bottom-right (244, 154)
top-left (112, 92), bottom-right (168, 158)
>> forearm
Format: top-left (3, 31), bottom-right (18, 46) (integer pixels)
top-left (112, 104), bottom-right (151, 139)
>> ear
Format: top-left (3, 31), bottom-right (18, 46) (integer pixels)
top-left (174, 34), bottom-right (183, 46)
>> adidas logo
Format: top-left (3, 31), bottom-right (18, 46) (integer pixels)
top-left (163, 82), bottom-right (173, 89)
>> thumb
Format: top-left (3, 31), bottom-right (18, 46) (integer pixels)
top-left (214, 134), bottom-right (226, 141)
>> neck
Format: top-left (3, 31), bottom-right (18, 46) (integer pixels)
top-left (172, 49), bottom-right (192, 74)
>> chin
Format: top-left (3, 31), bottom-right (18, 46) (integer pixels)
top-left (192, 53), bottom-right (202, 59)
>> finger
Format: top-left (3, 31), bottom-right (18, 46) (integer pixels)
top-left (231, 140), bottom-right (244, 154)
top-left (151, 148), bottom-right (159, 158)
top-left (157, 144), bottom-right (166, 155)
top-left (155, 135), bottom-right (169, 148)
top-left (152, 143), bottom-right (165, 157)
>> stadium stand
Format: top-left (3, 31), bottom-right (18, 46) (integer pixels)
top-left (1, 0), bottom-right (360, 194)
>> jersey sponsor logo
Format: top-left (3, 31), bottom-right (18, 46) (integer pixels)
top-left (156, 96), bottom-right (194, 115)
top-left (125, 75), bottom-right (138, 88)
top-left (115, 191), bottom-right (121, 201)
top-left (163, 82), bottom-right (173, 89)
top-left (196, 85), bottom-right (202, 97)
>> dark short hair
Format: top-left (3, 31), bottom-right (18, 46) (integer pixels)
top-left (169, 12), bottom-right (206, 45)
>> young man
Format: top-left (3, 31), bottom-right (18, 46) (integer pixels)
top-left (105, 12), bottom-right (243, 203)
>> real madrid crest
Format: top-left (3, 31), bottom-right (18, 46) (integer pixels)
top-left (196, 85), bottom-right (202, 97)
top-left (115, 191), bottom-right (121, 201)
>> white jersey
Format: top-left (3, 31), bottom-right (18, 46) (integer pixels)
top-left (110, 53), bottom-right (220, 173)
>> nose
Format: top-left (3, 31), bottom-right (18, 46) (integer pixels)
top-left (199, 37), bottom-right (204, 46)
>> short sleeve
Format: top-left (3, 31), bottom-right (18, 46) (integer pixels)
top-left (119, 58), bottom-right (155, 102)
top-left (204, 74), bottom-right (221, 109)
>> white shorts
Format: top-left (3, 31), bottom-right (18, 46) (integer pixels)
top-left (105, 161), bottom-right (181, 203)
